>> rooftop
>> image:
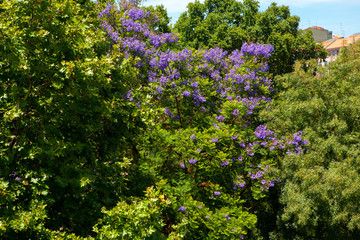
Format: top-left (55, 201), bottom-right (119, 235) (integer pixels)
top-left (323, 34), bottom-right (360, 50)
top-left (305, 26), bottom-right (331, 32)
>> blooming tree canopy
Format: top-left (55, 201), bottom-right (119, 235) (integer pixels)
top-left (94, 1), bottom-right (308, 238)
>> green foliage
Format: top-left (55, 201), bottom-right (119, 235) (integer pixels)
top-left (0, 0), bottom-right (313, 239)
top-left (261, 42), bottom-right (360, 239)
top-left (174, 0), bottom-right (327, 75)
top-left (145, 4), bottom-right (173, 33)
top-left (94, 185), bottom-right (168, 239)
top-left (0, 0), bottom-right (141, 237)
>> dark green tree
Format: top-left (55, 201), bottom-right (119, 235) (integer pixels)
top-left (0, 0), bottom-right (142, 237)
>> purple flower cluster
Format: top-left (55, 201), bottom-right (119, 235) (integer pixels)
top-left (180, 161), bottom-right (185, 168)
top-left (126, 8), bottom-right (145, 21)
top-left (149, 33), bottom-right (178, 48)
top-left (215, 115), bottom-right (225, 122)
top-left (233, 180), bottom-right (245, 189)
top-left (246, 164), bottom-right (279, 190)
top-left (220, 160), bottom-right (229, 166)
top-left (231, 135), bottom-right (238, 140)
top-left (99, 2), bottom-right (275, 115)
top-left (232, 109), bottom-right (240, 116)
top-left (250, 170), bottom-right (264, 179)
top-left (182, 91), bottom-right (191, 97)
top-left (286, 131), bottom-right (308, 155)
top-left (179, 206), bottom-right (186, 212)
top-left (240, 42), bottom-right (274, 58)
top-left (188, 158), bottom-right (197, 164)
top-left (98, 2), bottom-right (114, 18)
top-left (254, 125), bottom-right (275, 140)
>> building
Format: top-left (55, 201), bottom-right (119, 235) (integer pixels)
top-left (305, 26), bottom-right (333, 43)
top-left (320, 33), bottom-right (360, 66)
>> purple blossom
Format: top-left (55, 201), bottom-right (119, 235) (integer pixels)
top-left (198, 96), bottom-right (206, 102)
top-left (212, 138), bottom-right (218, 143)
top-left (180, 162), bottom-right (185, 168)
top-left (224, 215), bottom-right (231, 221)
top-left (241, 42), bottom-right (274, 58)
top-left (164, 108), bottom-right (173, 118)
top-left (220, 160), bottom-right (229, 166)
top-left (214, 191), bottom-right (221, 196)
top-left (254, 171), bottom-right (264, 178)
top-left (149, 33), bottom-right (178, 48)
top-left (188, 158), bottom-right (197, 164)
top-left (247, 150), bottom-right (254, 156)
top-left (231, 135), bottom-right (238, 140)
top-left (232, 109), bottom-right (240, 116)
top-left (127, 8), bottom-right (144, 21)
top-left (190, 81), bottom-right (199, 88)
top-left (203, 47), bottom-right (227, 63)
top-left (234, 182), bottom-right (245, 188)
top-left (182, 91), bottom-right (191, 97)
top-left (125, 90), bottom-right (133, 101)
top-left (98, 3), bottom-right (114, 18)
top-left (216, 116), bottom-right (225, 122)
top-left (190, 134), bottom-right (196, 140)
top-left (254, 125), bottom-right (274, 139)
top-left (238, 156), bottom-right (243, 162)
top-left (269, 180), bottom-right (275, 187)
top-left (179, 206), bottom-right (186, 212)
top-left (261, 179), bottom-right (266, 185)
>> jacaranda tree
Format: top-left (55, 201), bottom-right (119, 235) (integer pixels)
top-left (93, 1), bottom-right (307, 239)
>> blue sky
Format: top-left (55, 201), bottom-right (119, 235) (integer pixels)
top-left (142, 0), bottom-right (360, 37)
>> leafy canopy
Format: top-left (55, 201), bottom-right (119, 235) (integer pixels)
top-left (174, 0), bottom-right (327, 75)
top-left (261, 41), bottom-right (360, 239)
